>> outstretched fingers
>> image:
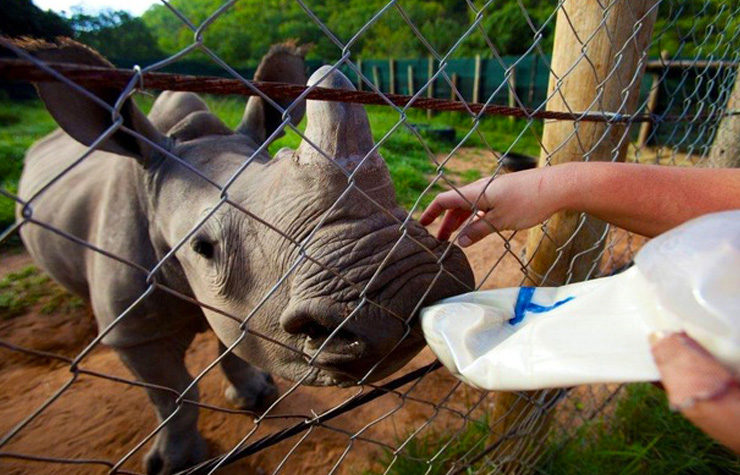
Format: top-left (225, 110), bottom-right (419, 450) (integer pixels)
top-left (419, 190), bottom-right (467, 226)
top-left (437, 208), bottom-right (473, 241)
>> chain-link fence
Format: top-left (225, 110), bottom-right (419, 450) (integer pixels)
top-left (1, 0), bottom-right (739, 474)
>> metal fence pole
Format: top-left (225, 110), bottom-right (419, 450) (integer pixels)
top-left (524, 0), bottom-right (659, 286)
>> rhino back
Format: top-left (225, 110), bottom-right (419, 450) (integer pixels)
top-left (18, 129), bottom-right (206, 345)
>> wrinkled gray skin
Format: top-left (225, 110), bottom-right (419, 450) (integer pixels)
top-left (17, 39), bottom-right (474, 474)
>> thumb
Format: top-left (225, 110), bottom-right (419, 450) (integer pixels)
top-left (650, 332), bottom-right (740, 454)
top-left (650, 332), bottom-right (735, 410)
top-left (458, 212), bottom-right (498, 247)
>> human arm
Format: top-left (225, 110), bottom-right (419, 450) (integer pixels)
top-left (420, 162), bottom-right (740, 246)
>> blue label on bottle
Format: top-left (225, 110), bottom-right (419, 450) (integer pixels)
top-left (510, 287), bottom-right (574, 325)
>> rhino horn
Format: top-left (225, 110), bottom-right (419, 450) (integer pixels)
top-left (297, 66), bottom-right (380, 171)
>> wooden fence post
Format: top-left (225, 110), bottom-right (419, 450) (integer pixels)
top-left (637, 50), bottom-right (669, 149)
top-left (389, 58), bottom-right (396, 95)
top-left (709, 65), bottom-right (740, 168)
top-left (407, 65), bottom-right (414, 95)
top-left (372, 65), bottom-right (381, 92)
top-left (473, 54), bottom-right (482, 104)
top-left (507, 67), bottom-right (517, 123)
top-left (450, 73), bottom-right (459, 100)
top-left (356, 59), bottom-right (363, 91)
top-left (524, 0), bottom-right (658, 286)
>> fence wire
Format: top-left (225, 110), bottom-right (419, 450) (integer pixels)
top-left (0, 1), bottom-right (739, 474)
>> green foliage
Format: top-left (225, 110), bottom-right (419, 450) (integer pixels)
top-left (0, 0), bottom-right (73, 39)
top-left (541, 383), bottom-right (740, 475)
top-left (68, 9), bottom-right (164, 60)
top-left (462, 0), bottom-right (555, 56)
top-left (651, 1), bottom-right (740, 58)
top-left (0, 265), bottom-right (84, 319)
top-left (140, 0), bottom-right (557, 66)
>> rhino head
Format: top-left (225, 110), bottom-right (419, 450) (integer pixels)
top-left (202, 68), bottom-right (475, 385)
top-left (23, 39), bottom-right (474, 387)
top-left (160, 66), bottom-right (475, 385)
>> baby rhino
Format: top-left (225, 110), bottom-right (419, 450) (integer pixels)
top-left (16, 39), bottom-right (474, 474)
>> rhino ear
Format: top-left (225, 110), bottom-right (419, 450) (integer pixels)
top-left (297, 66), bottom-right (381, 171)
top-left (237, 42), bottom-right (308, 145)
top-left (17, 38), bottom-right (166, 165)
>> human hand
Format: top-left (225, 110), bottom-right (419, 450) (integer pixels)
top-left (650, 332), bottom-right (740, 454)
top-left (419, 166), bottom-right (567, 246)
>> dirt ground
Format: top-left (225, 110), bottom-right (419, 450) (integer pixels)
top-left (0, 221), bottom-right (552, 475)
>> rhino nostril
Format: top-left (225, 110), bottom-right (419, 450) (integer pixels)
top-left (281, 310), bottom-right (361, 354)
top-left (281, 312), bottom-right (326, 336)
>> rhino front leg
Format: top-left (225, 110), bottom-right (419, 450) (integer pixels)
top-left (218, 341), bottom-right (279, 412)
top-left (117, 330), bottom-right (207, 475)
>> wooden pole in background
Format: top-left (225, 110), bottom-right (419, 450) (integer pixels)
top-left (637, 50), bottom-right (669, 149)
top-left (372, 65), bottom-right (381, 92)
top-left (356, 59), bottom-right (363, 91)
top-left (709, 65), bottom-right (740, 168)
top-left (450, 73), bottom-right (459, 100)
top-left (507, 67), bottom-right (517, 123)
top-left (473, 54), bottom-right (482, 104)
top-left (389, 58), bottom-right (396, 95)
top-left (524, 0), bottom-right (658, 286)
top-left (407, 65), bottom-right (414, 95)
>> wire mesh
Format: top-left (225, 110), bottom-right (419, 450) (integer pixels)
top-left (0, 1), bottom-right (739, 474)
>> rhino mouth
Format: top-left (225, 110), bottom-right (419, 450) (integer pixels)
top-left (299, 333), bottom-right (425, 387)
top-left (281, 287), bottom-right (430, 383)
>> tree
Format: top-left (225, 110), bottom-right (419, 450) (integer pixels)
top-left (650, 0), bottom-right (740, 58)
top-left (0, 0), bottom-right (73, 39)
top-left (68, 9), bottom-right (163, 61)
top-left (459, 0), bottom-right (554, 57)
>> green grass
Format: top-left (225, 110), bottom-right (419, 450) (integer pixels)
top-left (362, 415), bottom-right (494, 475)
top-left (459, 169), bottom-right (483, 182)
top-left (359, 384), bottom-right (740, 475)
top-left (0, 99), bottom-right (58, 233)
top-left (540, 383), bottom-right (740, 475)
top-left (0, 265), bottom-right (84, 320)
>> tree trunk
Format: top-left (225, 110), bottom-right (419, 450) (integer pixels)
top-left (709, 67), bottom-right (740, 168)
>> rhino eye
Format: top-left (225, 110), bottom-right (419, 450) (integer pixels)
top-left (192, 239), bottom-right (215, 259)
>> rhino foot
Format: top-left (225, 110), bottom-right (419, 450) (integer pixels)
top-left (144, 431), bottom-right (208, 475)
top-left (224, 371), bottom-right (279, 413)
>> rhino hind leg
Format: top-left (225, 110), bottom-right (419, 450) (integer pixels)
top-left (219, 342), bottom-right (279, 412)
top-left (116, 330), bottom-right (208, 475)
